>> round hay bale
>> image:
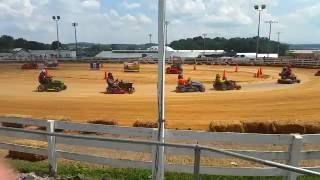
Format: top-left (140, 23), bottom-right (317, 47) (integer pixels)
top-left (209, 121), bottom-right (244, 133)
top-left (242, 121), bottom-right (275, 134)
top-left (2, 122), bottom-right (26, 129)
top-left (304, 123), bottom-right (320, 134)
top-left (133, 121), bottom-right (158, 128)
top-left (88, 120), bottom-right (118, 126)
top-left (273, 121), bottom-right (305, 134)
top-left (6, 151), bottom-right (47, 162)
top-left (6, 140), bottom-right (47, 162)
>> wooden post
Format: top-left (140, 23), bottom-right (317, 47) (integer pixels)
top-left (194, 144), bottom-right (201, 180)
top-left (284, 134), bottom-right (303, 180)
top-left (47, 120), bottom-right (57, 177)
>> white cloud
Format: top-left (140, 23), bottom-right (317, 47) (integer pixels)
top-left (0, 0), bottom-right (319, 44)
top-left (122, 0), bottom-right (141, 9)
top-left (0, 0), bottom-right (34, 18)
top-left (81, 0), bottom-right (100, 10)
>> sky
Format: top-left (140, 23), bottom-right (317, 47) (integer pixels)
top-left (0, 0), bottom-right (319, 44)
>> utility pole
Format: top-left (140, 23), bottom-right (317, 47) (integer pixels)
top-left (72, 22), bottom-right (78, 59)
top-left (149, 33), bottom-right (152, 48)
top-left (165, 21), bottom-right (169, 46)
top-left (265, 20), bottom-right (278, 57)
top-left (52, 16), bottom-right (61, 58)
top-left (152, 0), bottom-right (166, 180)
top-left (254, 4), bottom-right (266, 60)
top-left (277, 32), bottom-right (281, 56)
top-left (202, 33), bottom-right (207, 57)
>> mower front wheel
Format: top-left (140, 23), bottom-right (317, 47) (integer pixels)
top-left (128, 87), bottom-right (135, 94)
top-left (63, 85), bottom-right (67, 90)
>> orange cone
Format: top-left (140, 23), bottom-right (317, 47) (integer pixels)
top-left (194, 64), bottom-right (197, 70)
top-left (235, 65), bottom-right (238, 72)
top-left (223, 70), bottom-right (227, 80)
top-left (104, 71), bottom-right (107, 80)
top-left (259, 67), bottom-right (263, 76)
top-left (256, 69), bottom-right (260, 77)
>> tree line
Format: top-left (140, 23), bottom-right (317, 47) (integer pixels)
top-left (0, 35), bottom-right (50, 52)
top-left (169, 36), bottom-right (289, 56)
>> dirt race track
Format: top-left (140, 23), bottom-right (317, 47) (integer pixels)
top-left (0, 63), bottom-right (320, 131)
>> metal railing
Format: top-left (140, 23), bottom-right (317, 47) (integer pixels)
top-left (0, 124), bottom-right (319, 180)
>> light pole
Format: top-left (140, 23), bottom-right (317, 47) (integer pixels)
top-left (165, 21), bottom-right (169, 47)
top-left (277, 32), bottom-right (281, 56)
top-left (202, 33), bottom-right (207, 57)
top-left (72, 22), bottom-right (78, 59)
top-left (254, 4), bottom-right (266, 60)
top-left (52, 16), bottom-right (61, 58)
top-left (149, 33), bottom-right (152, 48)
top-left (152, 0), bottom-right (166, 179)
top-left (265, 20), bottom-right (278, 57)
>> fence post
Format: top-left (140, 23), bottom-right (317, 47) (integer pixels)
top-left (284, 134), bottom-right (303, 180)
top-left (194, 143), bottom-right (201, 180)
top-left (151, 128), bottom-right (158, 178)
top-left (47, 120), bottom-right (57, 177)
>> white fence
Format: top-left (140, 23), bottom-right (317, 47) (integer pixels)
top-left (0, 117), bottom-right (320, 179)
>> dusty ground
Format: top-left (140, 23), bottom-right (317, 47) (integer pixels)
top-left (0, 63), bottom-right (319, 131)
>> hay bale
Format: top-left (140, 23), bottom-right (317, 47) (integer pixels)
top-left (209, 121), bottom-right (244, 133)
top-left (6, 140), bottom-right (47, 162)
top-left (88, 120), bottom-right (118, 126)
top-left (242, 121), bottom-right (275, 134)
top-left (133, 121), bottom-right (158, 128)
top-left (273, 121), bottom-right (305, 134)
top-left (304, 123), bottom-right (320, 134)
top-left (2, 122), bottom-right (26, 128)
top-left (6, 151), bottom-right (47, 162)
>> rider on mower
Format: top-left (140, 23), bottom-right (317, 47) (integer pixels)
top-left (281, 67), bottom-right (293, 79)
top-left (177, 74), bottom-right (189, 86)
top-left (107, 72), bottom-right (119, 88)
top-left (215, 74), bottom-right (225, 84)
top-left (38, 68), bottom-right (52, 85)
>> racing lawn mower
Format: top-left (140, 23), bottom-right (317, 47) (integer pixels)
top-left (166, 58), bottom-right (183, 74)
top-left (44, 60), bottom-right (59, 68)
top-left (21, 62), bottom-right (38, 70)
top-left (176, 81), bottom-right (205, 93)
top-left (213, 80), bottom-right (241, 91)
top-left (106, 81), bottom-right (135, 94)
top-left (124, 61), bottom-right (140, 72)
top-left (37, 79), bottom-right (67, 92)
top-left (277, 68), bottom-right (301, 84)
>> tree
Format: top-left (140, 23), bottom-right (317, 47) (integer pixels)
top-left (0, 35), bottom-right (15, 51)
top-left (170, 36), bottom-right (289, 56)
top-left (50, 41), bottom-right (62, 50)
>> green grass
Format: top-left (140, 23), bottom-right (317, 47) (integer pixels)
top-left (8, 160), bottom-right (319, 180)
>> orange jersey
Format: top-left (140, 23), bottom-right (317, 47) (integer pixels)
top-left (178, 79), bottom-right (188, 85)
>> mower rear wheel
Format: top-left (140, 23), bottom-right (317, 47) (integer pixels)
top-left (200, 87), bottom-right (205, 92)
top-left (221, 84), bottom-right (227, 91)
top-left (55, 87), bottom-right (61, 92)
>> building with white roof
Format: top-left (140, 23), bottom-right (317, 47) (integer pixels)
top-left (96, 46), bottom-right (225, 59)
